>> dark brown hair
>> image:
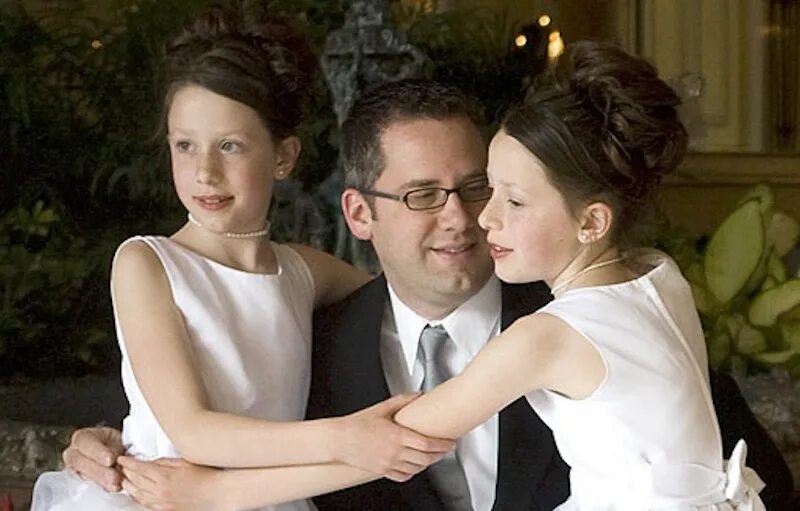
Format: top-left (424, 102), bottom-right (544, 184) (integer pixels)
top-left (503, 41), bottom-right (688, 247)
top-left (340, 79), bottom-right (485, 191)
top-left (161, 1), bottom-right (316, 140)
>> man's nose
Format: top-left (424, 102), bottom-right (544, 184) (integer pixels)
top-left (437, 192), bottom-right (476, 231)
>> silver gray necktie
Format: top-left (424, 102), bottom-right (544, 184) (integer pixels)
top-left (419, 325), bottom-right (473, 511)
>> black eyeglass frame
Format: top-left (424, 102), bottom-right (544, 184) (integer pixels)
top-left (357, 178), bottom-right (492, 211)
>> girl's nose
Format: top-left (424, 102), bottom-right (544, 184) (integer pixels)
top-left (195, 155), bottom-right (221, 184)
top-left (478, 194), bottom-right (500, 231)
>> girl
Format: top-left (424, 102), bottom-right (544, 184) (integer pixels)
top-left (393, 41), bottom-right (767, 509)
top-left (31, 3), bottom-right (450, 510)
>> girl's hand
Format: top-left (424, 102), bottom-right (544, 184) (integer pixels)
top-left (334, 393), bottom-right (455, 481)
top-left (119, 456), bottom-right (228, 511)
top-left (62, 426), bottom-right (125, 491)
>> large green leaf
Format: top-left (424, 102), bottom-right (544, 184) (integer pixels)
top-left (749, 279), bottom-right (800, 327)
top-left (767, 211), bottom-right (800, 258)
top-left (704, 200), bottom-right (765, 303)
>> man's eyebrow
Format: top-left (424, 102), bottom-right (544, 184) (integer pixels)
top-left (401, 179), bottom-right (440, 189)
top-left (401, 172), bottom-right (488, 190)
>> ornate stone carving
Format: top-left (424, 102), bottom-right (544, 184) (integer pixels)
top-left (0, 420), bottom-right (70, 478)
top-left (320, 0), bottom-right (426, 125)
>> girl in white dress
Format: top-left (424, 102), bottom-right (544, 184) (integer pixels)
top-left (392, 41), bottom-right (768, 510)
top-left (30, 3), bottom-right (451, 510)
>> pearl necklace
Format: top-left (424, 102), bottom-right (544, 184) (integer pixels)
top-left (550, 256), bottom-right (626, 296)
top-left (187, 213), bottom-right (270, 239)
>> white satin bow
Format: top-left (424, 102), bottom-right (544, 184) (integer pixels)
top-left (723, 439), bottom-right (766, 511)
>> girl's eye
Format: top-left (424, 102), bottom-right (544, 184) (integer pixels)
top-left (507, 199), bottom-right (523, 207)
top-left (220, 140), bottom-right (241, 153)
top-left (174, 140), bottom-right (192, 152)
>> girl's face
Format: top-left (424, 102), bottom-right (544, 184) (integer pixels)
top-left (167, 85), bottom-right (295, 235)
top-left (478, 130), bottom-right (583, 286)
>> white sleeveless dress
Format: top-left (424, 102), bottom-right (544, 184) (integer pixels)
top-left (526, 249), bottom-right (765, 510)
top-left (32, 236), bottom-right (317, 511)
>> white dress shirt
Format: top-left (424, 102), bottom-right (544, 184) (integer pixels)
top-left (382, 277), bottom-right (502, 511)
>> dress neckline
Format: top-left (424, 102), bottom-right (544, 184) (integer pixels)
top-left (156, 236), bottom-right (283, 278)
top-left (557, 249), bottom-right (669, 298)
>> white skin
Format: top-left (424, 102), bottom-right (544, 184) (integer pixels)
top-left (342, 116), bottom-right (496, 319)
top-left (63, 85), bottom-right (455, 509)
top-left (70, 115), bottom-right (501, 511)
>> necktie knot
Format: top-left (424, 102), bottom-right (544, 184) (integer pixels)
top-left (420, 324), bottom-right (449, 365)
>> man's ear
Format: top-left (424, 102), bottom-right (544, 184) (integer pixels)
top-left (577, 201), bottom-right (613, 243)
top-left (341, 188), bottom-right (374, 241)
top-left (273, 136), bottom-right (301, 180)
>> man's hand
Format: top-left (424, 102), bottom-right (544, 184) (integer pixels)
top-left (335, 393), bottom-right (455, 482)
top-left (119, 457), bottom-right (224, 511)
top-left (62, 426), bottom-right (125, 491)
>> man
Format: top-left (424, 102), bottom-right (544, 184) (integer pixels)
top-left (64, 79), bottom-right (796, 510)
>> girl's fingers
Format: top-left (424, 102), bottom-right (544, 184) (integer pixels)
top-left (388, 460), bottom-right (428, 479)
top-left (400, 430), bottom-right (454, 453)
top-left (121, 478), bottom-right (157, 508)
top-left (117, 456), bottom-right (160, 484)
top-left (400, 448), bottom-right (446, 468)
top-left (121, 467), bottom-right (158, 494)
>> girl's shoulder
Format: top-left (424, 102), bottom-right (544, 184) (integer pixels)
top-left (114, 235), bottom-right (167, 258)
top-left (112, 236), bottom-right (168, 281)
top-left (507, 310), bottom-right (583, 350)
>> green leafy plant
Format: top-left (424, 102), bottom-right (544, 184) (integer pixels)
top-left (0, 201), bottom-right (112, 378)
top-left (661, 185), bottom-right (800, 376)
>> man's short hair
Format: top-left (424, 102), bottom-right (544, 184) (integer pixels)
top-left (340, 79), bottom-right (486, 191)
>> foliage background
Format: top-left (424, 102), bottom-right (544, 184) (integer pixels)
top-left (1, 0), bottom-right (543, 381)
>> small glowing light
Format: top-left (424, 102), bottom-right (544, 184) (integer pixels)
top-left (538, 15), bottom-right (551, 27)
top-left (91, 39), bottom-right (103, 50)
top-left (415, 0), bottom-right (435, 13)
top-left (515, 34), bottom-right (528, 48)
top-left (548, 30), bottom-right (564, 60)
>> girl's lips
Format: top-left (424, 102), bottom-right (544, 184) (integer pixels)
top-left (489, 243), bottom-right (512, 259)
top-left (193, 195), bottom-right (233, 211)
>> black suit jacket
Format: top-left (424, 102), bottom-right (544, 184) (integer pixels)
top-left (307, 276), bottom-right (797, 510)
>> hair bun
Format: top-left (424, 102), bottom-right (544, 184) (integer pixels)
top-left (563, 41), bottom-right (687, 186)
top-left (162, 1), bottom-right (316, 138)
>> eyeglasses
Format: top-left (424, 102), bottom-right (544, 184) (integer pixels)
top-left (358, 178), bottom-right (492, 211)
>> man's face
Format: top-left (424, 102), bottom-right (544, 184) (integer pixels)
top-left (351, 117), bottom-right (494, 318)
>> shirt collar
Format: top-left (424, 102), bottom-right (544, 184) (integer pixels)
top-left (387, 276), bottom-right (502, 376)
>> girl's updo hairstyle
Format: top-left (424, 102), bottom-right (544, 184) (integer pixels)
top-left (503, 41), bottom-right (688, 247)
top-left (161, 1), bottom-right (316, 140)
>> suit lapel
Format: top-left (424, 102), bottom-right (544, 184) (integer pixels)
top-left (327, 275), bottom-right (445, 510)
top-left (328, 275), bottom-right (392, 413)
top-left (493, 282), bottom-right (562, 510)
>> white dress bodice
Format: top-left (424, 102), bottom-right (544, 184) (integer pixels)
top-left (525, 250), bottom-right (764, 510)
top-left (117, 236), bottom-right (316, 511)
